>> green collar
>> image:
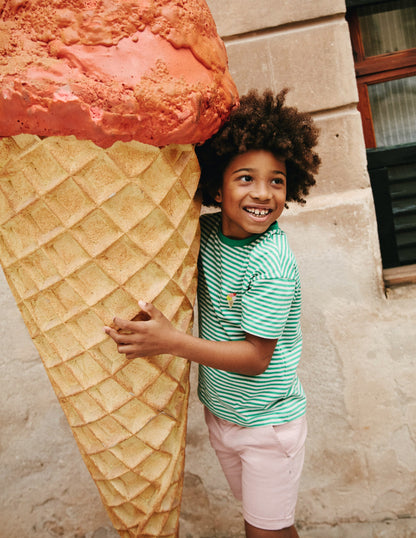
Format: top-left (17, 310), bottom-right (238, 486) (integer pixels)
top-left (218, 221), bottom-right (279, 246)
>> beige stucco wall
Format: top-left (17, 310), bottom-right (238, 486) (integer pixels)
top-left (1, 1), bottom-right (415, 537)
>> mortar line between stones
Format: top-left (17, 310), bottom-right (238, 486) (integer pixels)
top-left (222, 13), bottom-right (347, 44)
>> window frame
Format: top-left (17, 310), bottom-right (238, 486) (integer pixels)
top-left (346, 2), bottom-right (416, 148)
top-left (346, 1), bottom-right (416, 282)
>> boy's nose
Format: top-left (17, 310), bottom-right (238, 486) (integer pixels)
top-left (251, 183), bottom-right (271, 200)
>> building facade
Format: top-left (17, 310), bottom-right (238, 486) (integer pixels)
top-left (0, 1), bottom-right (415, 537)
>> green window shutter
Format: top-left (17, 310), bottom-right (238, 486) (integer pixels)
top-left (367, 143), bottom-right (416, 268)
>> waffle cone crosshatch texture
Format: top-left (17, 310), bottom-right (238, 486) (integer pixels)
top-left (0, 134), bottom-right (202, 537)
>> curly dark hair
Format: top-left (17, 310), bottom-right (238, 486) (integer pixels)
top-left (195, 88), bottom-right (321, 207)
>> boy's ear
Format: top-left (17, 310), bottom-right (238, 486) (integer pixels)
top-left (214, 188), bottom-right (222, 203)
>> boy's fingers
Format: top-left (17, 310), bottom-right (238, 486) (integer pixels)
top-left (112, 317), bottom-right (142, 332)
top-left (104, 326), bottom-right (118, 338)
top-left (104, 326), bottom-right (133, 344)
top-left (107, 303), bottom-right (155, 333)
top-left (117, 342), bottom-right (132, 353)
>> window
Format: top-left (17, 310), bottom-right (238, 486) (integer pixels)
top-left (347, 0), bottom-right (416, 277)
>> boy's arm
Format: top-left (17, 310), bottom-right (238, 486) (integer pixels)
top-left (104, 301), bottom-right (277, 376)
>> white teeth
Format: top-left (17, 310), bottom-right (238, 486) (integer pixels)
top-left (246, 208), bottom-right (270, 216)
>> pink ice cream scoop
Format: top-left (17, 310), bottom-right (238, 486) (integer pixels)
top-left (0, 0), bottom-right (238, 147)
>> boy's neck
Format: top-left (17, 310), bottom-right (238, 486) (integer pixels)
top-left (218, 219), bottom-right (279, 246)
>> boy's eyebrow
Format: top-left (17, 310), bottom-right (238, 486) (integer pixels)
top-left (232, 167), bottom-right (287, 177)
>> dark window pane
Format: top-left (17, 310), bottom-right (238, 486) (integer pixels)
top-left (358, 1), bottom-right (416, 56)
top-left (368, 76), bottom-right (416, 147)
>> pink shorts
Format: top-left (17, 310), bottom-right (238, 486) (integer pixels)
top-left (204, 407), bottom-right (307, 531)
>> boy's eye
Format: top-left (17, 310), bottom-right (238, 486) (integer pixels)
top-left (239, 174), bottom-right (253, 183)
top-left (271, 177), bottom-right (284, 185)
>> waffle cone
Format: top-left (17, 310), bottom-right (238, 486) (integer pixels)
top-left (0, 134), bottom-right (202, 537)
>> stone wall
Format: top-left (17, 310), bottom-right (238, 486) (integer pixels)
top-left (1, 1), bottom-right (416, 538)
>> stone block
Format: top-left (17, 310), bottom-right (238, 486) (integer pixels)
top-left (280, 189), bottom-right (383, 301)
top-left (225, 18), bottom-right (357, 112)
top-left (311, 109), bottom-right (370, 197)
top-left (206, 0), bottom-right (346, 38)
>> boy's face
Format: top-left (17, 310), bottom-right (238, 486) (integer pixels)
top-left (215, 150), bottom-right (286, 239)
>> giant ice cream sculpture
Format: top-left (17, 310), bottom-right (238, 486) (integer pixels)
top-left (0, 1), bottom-right (237, 536)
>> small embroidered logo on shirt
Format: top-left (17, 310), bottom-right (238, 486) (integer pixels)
top-left (226, 293), bottom-right (237, 308)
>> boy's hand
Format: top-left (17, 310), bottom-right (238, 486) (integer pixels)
top-left (104, 301), bottom-right (176, 360)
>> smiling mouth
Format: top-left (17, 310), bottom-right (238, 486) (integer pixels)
top-left (244, 207), bottom-right (272, 217)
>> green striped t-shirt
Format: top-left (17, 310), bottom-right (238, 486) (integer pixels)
top-left (197, 212), bottom-right (306, 427)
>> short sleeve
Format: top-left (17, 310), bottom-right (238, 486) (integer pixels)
top-left (241, 277), bottom-right (296, 339)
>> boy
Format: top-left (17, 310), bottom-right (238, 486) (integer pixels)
top-left (105, 89), bottom-right (320, 537)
